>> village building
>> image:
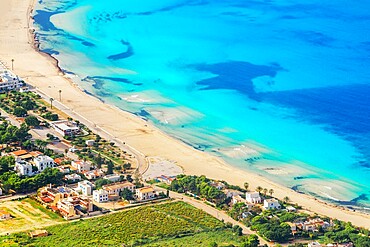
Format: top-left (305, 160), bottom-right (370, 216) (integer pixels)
top-left (39, 186), bottom-right (78, 206)
top-left (72, 160), bottom-right (91, 173)
top-left (0, 209), bottom-right (11, 220)
top-left (14, 160), bottom-right (33, 176)
top-left (93, 189), bottom-right (109, 203)
top-left (245, 192), bottom-right (262, 204)
top-left (155, 175), bottom-right (177, 185)
top-left (210, 181), bottom-right (226, 190)
top-left (136, 187), bottom-right (156, 201)
top-left (77, 180), bottom-right (93, 196)
top-left (33, 155), bottom-right (55, 172)
top-left (83, 169), bottom-right (105, 180)
top-left (103, 174), bottom-right (121, 182)
top-left (64, 174), bottom-right (81, 182)
top-left (0, 187), bottom-right (3, 196)
top-left (263, 199), bottom-right (281, 210)
top-left (56, 196), bottom-right (93, 219)
top-left (0, 70), bottom-right (23, 92)
top-left (308, 242), bottom-right (321, 247)
top-left (102, 181), bottom-right (135, 196)
top-left (224, 189), bottom-right (242, 198)
top-left (51, 120), bottom-right (80, 136)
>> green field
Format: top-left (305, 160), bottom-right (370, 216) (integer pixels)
top-left (0, 201), bottom-right (249, 247)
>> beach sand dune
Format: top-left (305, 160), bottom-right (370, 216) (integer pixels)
top-left (0, 0), bottom-right (369, 229)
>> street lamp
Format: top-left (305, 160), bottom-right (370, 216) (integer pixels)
top-left (11, 59), bottom-right (14, 70)
top-left (58, 89), bottom-right (62, 101)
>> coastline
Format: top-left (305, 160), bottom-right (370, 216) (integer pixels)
top-left (0, 0), bottom-right (369, 229)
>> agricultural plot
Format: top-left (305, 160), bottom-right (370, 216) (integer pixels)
top-left (0, 198), bottom-right (63, 235)
top-left (0, 201), bottom-right (246, 247)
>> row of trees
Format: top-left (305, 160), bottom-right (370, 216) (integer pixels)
top-left (170, 175), bottom-right (227, 205)
top-left (0, 121), bottom-right (31, 144)
top-left (0, 168), bottom-right (63, 193)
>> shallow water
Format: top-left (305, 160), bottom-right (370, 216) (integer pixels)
top-left (34, 0), bottom-right (370, 210)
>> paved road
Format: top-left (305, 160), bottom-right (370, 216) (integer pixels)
top-left (32, 88), bottom-right (148, 175)
top-left (153, 185), bottom-right (271, 246)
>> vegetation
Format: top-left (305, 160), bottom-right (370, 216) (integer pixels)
top-left (0, 202), bottom-right (258, 247)
top-left (0, 168), bottom-right (63, 193)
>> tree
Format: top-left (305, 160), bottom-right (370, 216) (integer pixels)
top-left (209, 242), bottom-right (218, 247)
top-left (244, 182), bottom-right (249, 191)
top-left (283, 196), bottom-right (290, 204)
top-left (13, 106), bottom-right (27, 117)
top-left (256, 186), bottom-right (263, 193)
top-left (107, 160), bottom-right (114, 175)
top-left (95, 178), bottom-right (111, 189)
top-left (120, 188), bottom-right (134, 201)
top-left (25, 116), bottom-right (40, 127)
top-left (263, 188), bottom-right (268, 196)
top-left (269, 189), bottom-right (274, 196)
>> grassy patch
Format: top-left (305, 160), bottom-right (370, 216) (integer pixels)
top-left (0, 202), bottom-right (244, 247)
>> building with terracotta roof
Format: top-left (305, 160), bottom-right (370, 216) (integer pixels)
top-left (0, 210), bottom-right (10, 220)
top-left (136, 187), bottom-right (156, 201)
top-left (72, 160), bottom-right (91, 173)
top-left (103, 181), bottom-right (135, 196)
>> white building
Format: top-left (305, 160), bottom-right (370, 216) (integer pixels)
top-left (72, 160), bottom-right (91, 173)
top-left (245, 192), bottom-right (262, 204)
top-left (65, 174), bottom-right (81, 182)
top-left (33, 155), bottom-right (55, 172)
top-left (136, 187), bottom-right (156, 201)
top-left (308, 242), bottom-right (321, 247)
top-left (103, 174), bottom-right (121, 182)
top-left (103, 182), bottom-right (135, 196)
top-left (93, 189), bottom-right (109, 203)
top-left (77, 180), bottom-right (93, 196)
top-left (51, 120), bottom-right (80, 136)
top-left (263, 199), bottom-right (281, 210)
top-left (0, 188), bottom-right (2, 196)
top-left (0, 70), bottom-right (23, 92)
top-left (14, 161), bottom-right (33, 176)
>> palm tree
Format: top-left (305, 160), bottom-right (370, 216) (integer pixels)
top-left (283, 196), bottom-right (290, 204)
top-left (269, 189), bottom-right (274, 196)
top-left (256, 186), bottom-right (263, 193)
top-left (263, 188), bottom-right (268, 196)
top-left (244, 182), bottom-right (249, 191)
top-left (49, 97), bottom-right (54, 109)
top-left (58, 89), bottom-right (62, 101)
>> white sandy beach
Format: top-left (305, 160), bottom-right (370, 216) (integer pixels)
top-left (0, 0), bottom-right (369, 229)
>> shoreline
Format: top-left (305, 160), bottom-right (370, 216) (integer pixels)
top-left (0, 0), bottom-right (369, 229)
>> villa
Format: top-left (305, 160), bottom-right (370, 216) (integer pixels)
top-left (263, 199), bottom-right (281, 210)
top-left (64, 174), bottom-right (81, 182)
top-left (0, 70), bottom-right (22, 92)
top-left (103, 181), bottom-right (135, 196)
top-left (93, 189), bottom-right (109, 203)
top-left (56, 196), bottom-right (93, 219)
top-left (103, 174), bottom-right (121, 182)
top-left (14, 160), bottom-right (33, 176)
top-left (51, 120), bottom-right (80, 136)
top-left (136, 187), bottom-right (156, 201)
top-left (77, 180), bottom-right (93, 196)
top-left (72, 160), bottom-right (91, 173)
top-left (33, 155), bottom-right (55, 172)
top-left (245, 192), bottom-right (262, 204)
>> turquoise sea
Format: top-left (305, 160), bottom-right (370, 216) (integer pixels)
top-left (34, 0), bottom-right (370, 211)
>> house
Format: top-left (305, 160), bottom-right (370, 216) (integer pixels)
top-left (308, 242), bottom-right (321, 247)
top-left (72, 160), bottom-right (91, 173)
top-left (57, 165), bottom-right (71, 174)
top-left (286, 222), bottom-right (297, 234)
top-left (34, 155), bottom-right (55, 172)
top-left (39, 186), bottom-right (78, 206)
top-left (84, 169), bottom-right (105, 180)
top-left (57, 196), bottom-right (93, 219)
top-left (64, 174), bottom-right (81, 182)
top-left (245, 192), bottom-right (262, 204)
top-left (0, 210), bottom-right (10, 220)
top-left (51, 120), bottom-right (80, 136)
top-left (210, 181), bottom-right (226, 190)
top-left (232, 194), bottom-right (247, 205)
top-left (224, 189), bottom-right (242, 198)
top-left (155, 175), bottom-right (176, 185)
top-left (103, 182), bottom-right (135, 196)
top-left (103, 174), bottom-right (121, 182)
top-left (286, 206), bottom-right (296, 212)
top-left (298, 218), bottom-right (332, 232)
top-left (93, 189), bottom-right (109, 203)
top-left (85, 140), bottom-right (95, 146)
top-left (0, 70), bottom-right (22, 92)
top-left (0, 188), bottom-right (2, 196)
top-left (263, 199), bottom-right (281, 210)
top-left (28, 230), bottom-right (48, 238)
top-left (136, 187), bottom-right (156, 201)
top-left (9, 149), bottom-right (28, 159)
top-left (14, 160), bottom-right (33, 176)
top-left (77, 180), bottom-right (93, 196)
